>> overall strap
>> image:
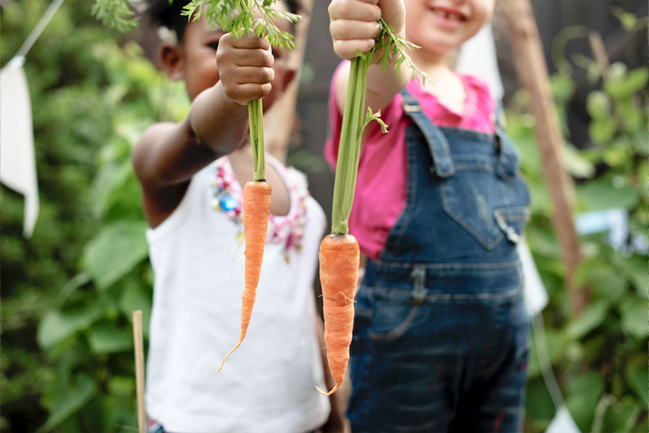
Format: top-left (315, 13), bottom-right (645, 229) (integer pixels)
top-left (493, 100), bottom-right (519, 179)
top-left (401, 89), bottom-right (455, 178)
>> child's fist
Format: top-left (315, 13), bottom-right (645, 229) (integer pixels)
top-left (328, 0), bottom-right (405, 59)
top-left (216, 33), bottom-right (275, 105)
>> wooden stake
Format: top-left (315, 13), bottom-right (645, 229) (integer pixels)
top-left (133, 310), bottom-right (146, 433)
top-left (264, 0), bottom-right (314, 162)
top-left (502, 0), bottom-right (588, 315)
top-left (588, 31), bottom-right (610, 81)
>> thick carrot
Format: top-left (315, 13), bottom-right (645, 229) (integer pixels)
top-left (316, 234), bottom-right (360, 395)
top-left (216, 180), bottom-right (272, 374)
top-left (317, 21), bottom-right (425, 395)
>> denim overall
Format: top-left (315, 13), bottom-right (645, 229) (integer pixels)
top-left (347, 90), bottom-right (532, 433)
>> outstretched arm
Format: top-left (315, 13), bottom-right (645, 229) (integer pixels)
top-left (132, 34), bottom-right (275, 226)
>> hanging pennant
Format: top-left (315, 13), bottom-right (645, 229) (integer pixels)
top-left (1, 56), bottom-right (40, 238)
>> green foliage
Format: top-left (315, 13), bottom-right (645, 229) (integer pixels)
top-left (508, 23), bottom-right (648, 433)
top-left (183, 0), bottom-right (299, 51)
top-left (2, 0), bottom-right (188, 430)
top-left (92, 0), bottom-right (138, 33)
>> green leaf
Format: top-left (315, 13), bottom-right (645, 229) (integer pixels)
top-left (602, 397), bottom-right (641, 433)
top-left (83, 220), bottom-right (149, 290)
top-left (617, 99), bottom-right (645, 133)
top-left (551, 72), bottom-right (576, 104)
top-left (605, 67), bottom-right (649, 100)
top-left (37, 303), bottom-right (105, 349)
top-left (592, 273), bottom-right (627, 302)
top-left (566, 300), bottom-right (609, 340)
top-left (603, 143), bottom-right (630, 167)
top-left (119, 279), bottom-right (153, 337)
top-left (88, 320), bottom-right (134, 354)
top-left (92, 0), bottom-right (138, 32)
top-left (578, 180), bottom-right (639, 211)
top-left (562, 144), bottom-right (595, 178)
top-left (566, 372), bottom-right (605, 432)
top-left (528, 327), bottom-right (566, 378)
top-left (617, 296), bottom-right (648, 339)
top-left (586, 91), bottom-right (611, 119)
top-left (625, 366), bottom-right (648, 407)
top-left (109, 376), bottom-right (135, 397)
top-left (610, 254), bottom-right (648, 297)
top-left (91, 161), bottom-right (131, 217)
top-left (588, 117), bottom-right (617, 145)
top-left (37, 373), bottom-right (97, 432)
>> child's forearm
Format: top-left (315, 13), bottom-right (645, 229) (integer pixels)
top-left (189, 82), bottom-right (249, 153)
top-left (365, 52), bottom-right (413, 110)
top-left (133, 83), bottom-right (249, 191)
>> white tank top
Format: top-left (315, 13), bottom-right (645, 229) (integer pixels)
top-left (145, 156), bottom-right (330, 432)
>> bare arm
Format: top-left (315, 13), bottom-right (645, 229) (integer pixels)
top-left (133, 83), bottom-right (248, 191)
top-left (329, 0), bottom-right (411, 118)
top-left (132, 34), bottom-right (275, 227)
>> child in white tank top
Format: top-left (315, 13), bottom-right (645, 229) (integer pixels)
top-left (133, 1), bottom-right (344, 431)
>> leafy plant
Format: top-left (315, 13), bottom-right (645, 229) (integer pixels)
top-left (2, 0), bottom-right (189, 429)
top-left (508, 19), bottom-right (648, 433)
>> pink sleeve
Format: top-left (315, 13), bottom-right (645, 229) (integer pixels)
top-left (325, 61), bottom-right (404, 170)
top-left (324, 62), bottom-right (348, 171)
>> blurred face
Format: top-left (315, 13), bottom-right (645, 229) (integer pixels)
top-left (175, 14), bottom-right (293, 106)
top-left (405, 0), bottom-right (496, 55)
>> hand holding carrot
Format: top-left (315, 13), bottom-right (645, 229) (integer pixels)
top-left (217, 33), bottom-right (275, 105)
top-left (329, 0), bottom-right (406, 60)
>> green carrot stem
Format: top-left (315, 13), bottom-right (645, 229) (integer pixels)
top-left (248, 98), bottom-right (265, 182)
top-left (331, 56), bottom-right (371, 234)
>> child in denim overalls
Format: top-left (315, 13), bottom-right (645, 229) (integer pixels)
top-left (326, 1), bottom-right (531, 432)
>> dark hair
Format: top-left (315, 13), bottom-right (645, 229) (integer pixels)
top-left (145, 0), bottom-right (301, 42)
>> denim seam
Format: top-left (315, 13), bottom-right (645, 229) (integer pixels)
top-left (440, 182), bottom-right (504, 250)
top-left (438, 126), bottom-right (496, 143)
top-left (368, 305), bottom-right (420, 341)
top-left (381, 126), bottom-right (418, 258)
top-left (368, 285), bottom-right (522, 301)
top-left (373, 258), bottom-right (522, 270)
top-left (453, 164), bottom-right (493, 171)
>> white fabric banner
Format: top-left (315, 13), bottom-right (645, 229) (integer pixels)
top-left (1, 56), bottom-right (40, 238)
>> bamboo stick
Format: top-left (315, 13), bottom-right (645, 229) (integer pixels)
top-left (502, 0), bottom-right (588, 315)
top-left (264, 0), bottom-right (314, 162)
top-left (133, 310), bottom-right (146, 433)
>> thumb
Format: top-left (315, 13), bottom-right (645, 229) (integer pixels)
top-left (377, 0), bottom-right (406, 34)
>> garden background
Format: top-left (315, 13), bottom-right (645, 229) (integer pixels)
top-left (2, 0), bottom-right (648, 432)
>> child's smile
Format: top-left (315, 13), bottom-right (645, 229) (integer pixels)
top-left (429, 5), bottom-right (468, 29)
top-left (405, 0), bottom-right (495, 57)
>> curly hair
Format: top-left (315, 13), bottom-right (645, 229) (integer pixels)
top-left (145, 0), bottom-right (301, 41)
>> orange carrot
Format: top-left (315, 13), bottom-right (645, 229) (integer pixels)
top-left (217, 180), bottom-right (272, 374)
top-left (316, 234), bottom-right (360, 395)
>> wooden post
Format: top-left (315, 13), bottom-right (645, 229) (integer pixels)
top-left (502, 0), bottom-right (588, 315)
top-left (133, 311), bottom-right (146, 433)
top-left (264, 0), bottom-right (314, 162)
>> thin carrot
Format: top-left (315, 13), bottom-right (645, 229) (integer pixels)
top-left (317, 20), bottom-right (426, 395)
top-left (216, 180), bottom-right (272, 374)
top-left (316, 234), bottom-right (360, 395)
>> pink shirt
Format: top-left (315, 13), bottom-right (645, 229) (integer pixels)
top-left (325, 62), bottom-right (496, 260)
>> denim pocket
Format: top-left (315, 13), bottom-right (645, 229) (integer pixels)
top-left (440, 156), bottom-right (530, 250)
top-left (368, 288), bottom-right (421, 341)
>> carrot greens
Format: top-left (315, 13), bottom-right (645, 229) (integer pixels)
top-left (92, 0), bottom-right (298, 181)
top-left (331, 19), bottom-right (426, 234)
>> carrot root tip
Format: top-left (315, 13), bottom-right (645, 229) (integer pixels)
top-left (315, 384), bottom-right (339, 396)
top-left (215, 341), bottom-right (242, 375)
